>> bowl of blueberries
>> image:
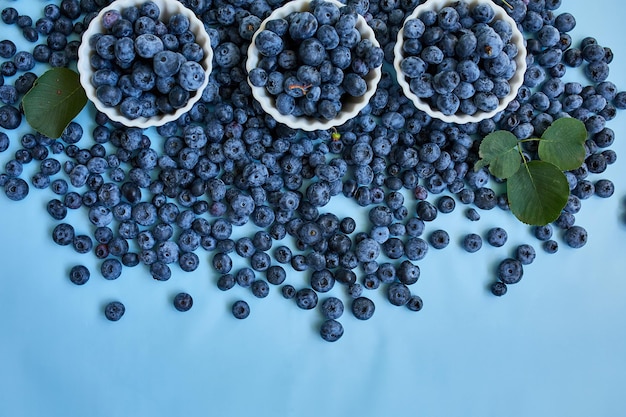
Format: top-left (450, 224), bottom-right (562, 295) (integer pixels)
top-left (393, 0), bottom-right (527, 124)
top-left (246, 0), bottom-right (384, 131)
top-left (77, 0), bottom-right (213, 128)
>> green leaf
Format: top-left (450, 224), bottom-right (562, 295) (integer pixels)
top-left (538, 117), bottom-right (587, 171)
top-left (22, 68), bottom-right (87, 139)
top-left (475, 130), bottom-right (522, 179)
top-left (507, 160), bottom-right (570, 226)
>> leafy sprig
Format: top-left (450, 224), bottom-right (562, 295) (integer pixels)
top-left (475, 118), bottom-right (587, 225)
top-left (22, 68), bottom-right (87, 139)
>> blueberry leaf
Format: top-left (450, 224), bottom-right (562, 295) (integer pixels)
top-left (507, 160), bottom-right (569, 226)
top-left (538, 117), bottom-right (587, 171)
top-left (22, 68), bottom-right (87, 139)
top-left (475, 130), bottom-right (522, 179)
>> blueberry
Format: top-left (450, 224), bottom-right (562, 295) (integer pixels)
top-left (217, 274), bottom-right (235, 291)
top-left (212, 252), bottom-right (232, 274)
top-left (255, 30), bottom-right (283, 57)
top-left (232, 300), bottom-right (250, 319)
top-left (416, 200), bottom-right (437, 221)
top-left (301, 39), bottom-right (328, 68)
top-left (96, 85), bottom-right (123, 107)
top-left (133, 33), bottom-right (163, 59)
top-left (104, 301), bottom-right (125, 321)
top-left (319, 319), bottom-right (344, 342)
top-left (4, 177), bottom-right (28, 201)
top-left (132, 64), bottom-right (158, 92)
top-left (173, 292), bottom-right (193, 312)
top-left (486, 227), bottom-right (507, 247)
top-left (351, 296), bottom-right (375, 320)
top-left (101, 259), bottom-right (123, 280)
top-left (289, 11), bottom-right (318, 40)
top-left (533, 225), bottom-right (553, 241)
top-left (394, 260), bottom-right (418, 285)
top-left (462, 233), bottom-right (482, 253)
top-left (69, 265), bottom-right (90, 285)
top-left (1, 7), bottom-right (18, 25)
top-left (490, 281), bottom-right (507, 296)
top-left (594, 179), bottom-right (614, 198)
top-left (295, 288), bottom-right (318, 310)
top-left (140, 1), bottom-right (161, 20)
top-left (150, 261), bottom-right (171, 281)
top-left (320, 296), bottom-right (344, 320)
top-left (342, 73), bottom-right (367, 97)
top-left (120, 97), bottom-right (143, 119)
top-left (584, 61), bottom-right (609, 83)
top-left (153, 50), bottom-right (182, 77)
top-left (310, 269), bottom-right (335, 292)
top-left (403, 18), bottom-right (425, 39)
top-left (275, 93), bottom-right (295, 115)
top-left (563, 225), bottom-right (588, 248)
top-left (178, 61), bottom-right (205, 91)
top-left (53, 223), bottom-right (75, 246)
top-left (497, 258), bottom-right (523, 284)
top-left (0, 40), bottom-right (16, 58)
top-left (515, 244), bottom-right (536, 265)
top-left (429, 229), bottom-right (449, 249)
top-left (387, 282), bottom-right (411, 306)
top-left (0, 104), bottom-right (21, 129)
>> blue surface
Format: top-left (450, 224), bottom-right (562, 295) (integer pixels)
top-left (1, 1), bottom-right (626, 416)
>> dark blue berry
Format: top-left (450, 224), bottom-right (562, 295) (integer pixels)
top-left (173, 292), bottom-right (193, 312)
top-left (497, 258), bottom-right (523, 284)
top-left (515, 244), bottom-right (536, 265)
top-left (351, 296), bottom-right (375, 320)
top-left (232, 300), bottom-right (250, 319)
top-left (563, 225), bottom-right (588, 248)
top-left (490, 281), bottom-right (507, 296)
top-left (319, 319), bottom-right (344, 342)
top-left (69, 265), bottom-right (90, 285)
top-left (104, 301), bottom-right (125, 321)
top-left (387, 282), bottom-right (411, 306)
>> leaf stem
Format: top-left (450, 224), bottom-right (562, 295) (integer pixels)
top-left (499, 0), bottom-right (514, 10)
top-left (517, 138), bottom-right (542, 144)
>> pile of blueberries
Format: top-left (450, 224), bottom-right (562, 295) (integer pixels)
top-left (0, 0), bottom-right (623, 341)
top-left (89, 3), bottom-right (207, 119)
top-left (249, 0), bottom-right (384, 119)
top-left (399, 1), bottom-right (521, 116)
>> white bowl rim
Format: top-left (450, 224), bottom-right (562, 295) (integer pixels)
top-left (77, 0), bottom-right (213, 129)
top-left (246, 0), bottom-right (382, 132)
top-left (393, 0), bottom-right (527, 124)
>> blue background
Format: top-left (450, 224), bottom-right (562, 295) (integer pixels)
top-left (1, 1), bottom-right (626, 416)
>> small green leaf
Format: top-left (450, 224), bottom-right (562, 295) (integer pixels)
top-left (507, 160), bottom-right (570, 226)
top-left (475, 130), bottom-right (522, 179)
top-left (22, 68), bottom-right (87, 139)
top-left (538, 117), bottom-right (587, 171)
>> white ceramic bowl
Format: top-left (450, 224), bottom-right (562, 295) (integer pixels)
top-left (246, 0), bottom-right (382, 132)
top-left (77, 0), bottom-right (213, 128)
top-left (393, 0), bottom-right (527, 124)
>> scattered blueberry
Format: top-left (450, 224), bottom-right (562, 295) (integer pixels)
top-left (406, 295), bottom-right (423, 311)
top-left (104, 300), bottom-right (125, 321)
top-left (173, 292), bottom-right (193, 312)
top-left (232, 299), bottom-right (250, 319)
top-left (486, 227), bottom-right (508, 247)
top-left (319, 319), bottom-right (344, 342)
top-left (490, 281), bottom-right (507, 296)
top-left (515, 244), bottom-right (536, 265)
top-left (497, 258), bottom-right (524, 285)
top-left (69, 264), bottom-right (90, 285)
top-left (462, 233), bottom-right (483, 253)
top-left (563, 225), bottom-right (588, 248)
top-left (351, 296), bottom-right (375, 320)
